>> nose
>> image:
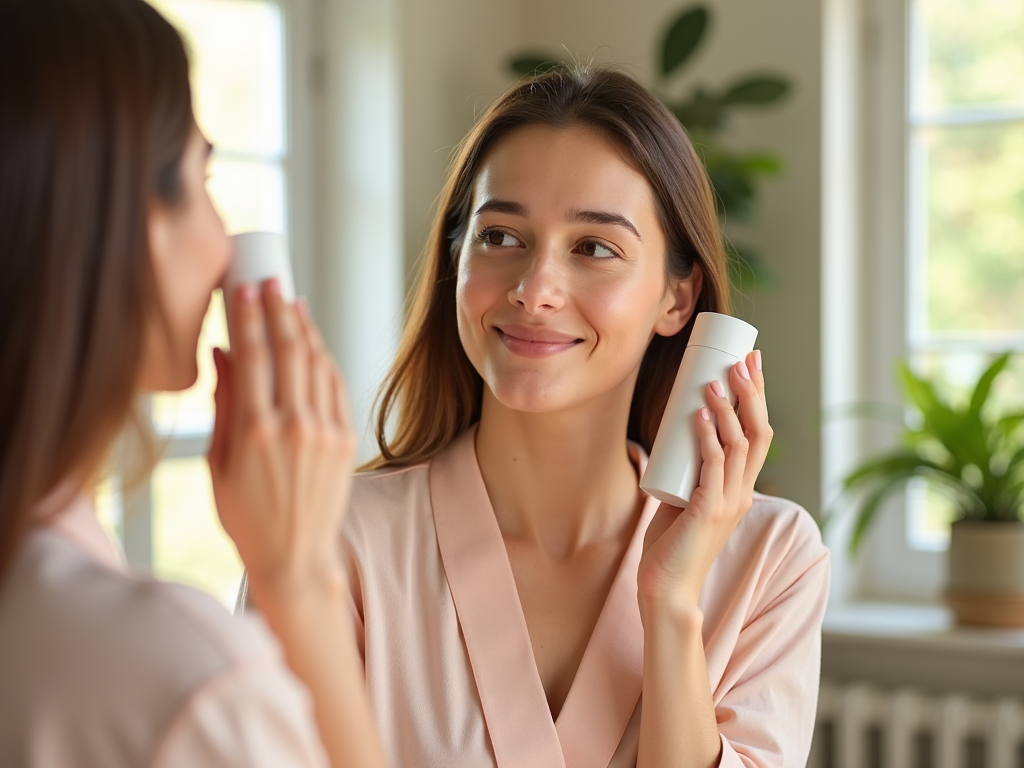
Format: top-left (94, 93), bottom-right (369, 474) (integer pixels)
top-left (508, 248), bottom-right (565, 314)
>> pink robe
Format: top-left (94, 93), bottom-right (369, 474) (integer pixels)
top-left (341, 427), bottom-right (830, 767)
top-left (0, 491), bottom-right (327, 767)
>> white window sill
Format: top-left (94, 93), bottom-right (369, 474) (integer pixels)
top-left (822, 602), bottom-right (1024, 699)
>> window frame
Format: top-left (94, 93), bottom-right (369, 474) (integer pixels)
top-left (120, 0), bottom-right (315, 575)
top-left (824, 0), bottom-right (1024, 603)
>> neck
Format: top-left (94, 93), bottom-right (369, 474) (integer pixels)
top-left (475, 381), bottom-right (643, 558)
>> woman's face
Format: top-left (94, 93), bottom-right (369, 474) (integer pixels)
top-left (456, 123), bottom-right (700, 415)
top-left (138, 125), bottom-right (231, 392)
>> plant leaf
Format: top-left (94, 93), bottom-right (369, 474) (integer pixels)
top-left (721, 76), bottom-right (791, 105)
top-left (996, 411), bottom-right (1024, 438)
top-left (848, 472), bottom-right (915, 554)
top-left (660, 6), bottom-right (710, 78)
top-left (842, 451), bottom-right (950, 491)
top-left (897, 362), bottom-right (943, 417)
top-left (671, 87), bottom-right (727, 133)
top-left (736, 151), bottom-right (784, 175)
top-left (897, 362), bottom-right (984, 468)
top-left (1005, 445), bottom-right (1024, 476)
top-left (969, 352), bottom-right (1011, 419)
top-left (508, 55), bottom-right (563, 77)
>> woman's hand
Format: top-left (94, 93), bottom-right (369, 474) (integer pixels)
top-left (208, 279), bottom-right (356, 605)
top-left (208, 282), bottom-right (388, 768)
top-left (637, 350), bottom-right (773, 618)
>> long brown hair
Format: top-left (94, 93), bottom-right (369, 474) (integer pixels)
top-left (0, 0), bottom-right (193, 574)
top-left (366, 67), bottom-right (730, 470)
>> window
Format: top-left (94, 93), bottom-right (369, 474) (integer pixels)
top-left (823, 0), bottom-right (1024, 602)
top-left (906, 0), bottom-right (1024, 550)
top-left (99, 0), bottom-right (289, 607)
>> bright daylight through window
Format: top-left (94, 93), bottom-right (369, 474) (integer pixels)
top-left (98, 0), bottom-right (287, 606)
top-left (906, 0), bottom-right (1024, 550)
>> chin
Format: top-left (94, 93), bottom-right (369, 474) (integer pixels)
top-left (159, 361), bottom-right (200, 393)
top-left (487, 374), bottom-right (576, 414)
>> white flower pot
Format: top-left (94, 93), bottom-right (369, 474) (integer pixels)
top-left (944, 520), bottom-right (1024, 628)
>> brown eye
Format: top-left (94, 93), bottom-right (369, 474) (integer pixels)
top-left (576, 240), bottom-right (617, 259)
top-left (478, 228), bottom-right (522, 248)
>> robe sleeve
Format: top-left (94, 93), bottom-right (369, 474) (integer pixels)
top-left (340, 535), bottom-right (367, 662)
top-left (152, 660), bottom-right (329, 768)
top-left (713, 529), bottom-right (831, 768)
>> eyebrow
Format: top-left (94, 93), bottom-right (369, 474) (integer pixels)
top-left (475, 199), bottom-right (527, 217)
top-left (474, 198), bottom-right (643, 241)
top-left (567, 208), bottom-right (642, 241)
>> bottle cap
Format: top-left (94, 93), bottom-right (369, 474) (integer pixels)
top-left (688, 312), bottom-right (758, 357)
top-left (223, 232), bottom-right (295, 303)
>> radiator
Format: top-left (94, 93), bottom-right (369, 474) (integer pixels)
top-left (808, 681), bottom-right (1024, 768)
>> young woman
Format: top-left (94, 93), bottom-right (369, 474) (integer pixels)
top-left (339, 68), bottom-right (831, 767)
top-left (0, 1), bottom-right (384, 766)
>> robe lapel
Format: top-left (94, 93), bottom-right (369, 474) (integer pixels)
top-left (554, 464), bottom-right (658, 768)
top-left (431, 428), bottom-right (566, 768)
top-left (431, 430), bottom-right (657, 768)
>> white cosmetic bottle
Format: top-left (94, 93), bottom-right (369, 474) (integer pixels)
top-left (639, 312), bottom-right (758, 507)
top-left (221, 231), bottom-right (296, 346)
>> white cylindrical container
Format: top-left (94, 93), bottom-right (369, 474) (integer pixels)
top-left (640, 312), bottom-right (758, 507)
top-left (222, 232), bottom-right (296, 346)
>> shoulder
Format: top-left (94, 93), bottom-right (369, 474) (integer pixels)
top-left (737, 492), bottom-right (828, 562)
top-left (709, 493), bottom-right (830, 611)
top-left (343, 461), bottom-right (433, 549)
top-left (0, 528), bottom-right (308, 766)
top-left (350, 461), bottom-right (431, 513)
top-left (150, 636), bottom-right (327, 768)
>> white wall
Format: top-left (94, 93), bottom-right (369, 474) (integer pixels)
top-left (397, 0), bottom-right (825, 514)
top-left (399, 0), bottom-right (526, 282)
top-left (305, 0), bottom-right (405, 461)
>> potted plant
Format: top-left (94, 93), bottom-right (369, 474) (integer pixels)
top-left (834, 353), bottom-right (1024, 627)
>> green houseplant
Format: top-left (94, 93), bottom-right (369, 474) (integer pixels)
top-left (834, 353), bottom-right (1024, 627)
top-left (509, 4), bottom-right (791, 295)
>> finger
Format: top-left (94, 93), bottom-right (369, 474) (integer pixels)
top-left (297, 300), bottom-right (334, 423)
top-left (332, 368), bottom-right (353, 433)
top-left (707, 378), bottom-right (749, 488)
top-left (643, 501), bottom-right (684, 552)
top-left (208, 347), bottom-right (230, 472)
top-left (748, 349), bottom-right (766, 398)
top-left (232, 283), bottom-right (273, 417)
top-left (694, 405), bottom-right (725, 496)
top-left (731, 359), bottom-right (773, 490)
top-left (262, 278), bottom-right (308, 413)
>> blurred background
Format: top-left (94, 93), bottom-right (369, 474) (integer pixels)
top-left (98, 1), bottom-right (1023, 760)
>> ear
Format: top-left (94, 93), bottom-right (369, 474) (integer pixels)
top-left (653, 261), bottom-right (703, 337)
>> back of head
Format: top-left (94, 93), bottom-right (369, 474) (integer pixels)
top-left (369, 66), bottom-right (730, 470)
top-left (0, 0), bottom-right (193, 574)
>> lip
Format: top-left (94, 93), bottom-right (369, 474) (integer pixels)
top-left (495, 324), bottom-right (583, 359)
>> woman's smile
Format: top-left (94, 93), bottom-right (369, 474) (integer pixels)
top-left (495, 323), bottom-right (583, 358)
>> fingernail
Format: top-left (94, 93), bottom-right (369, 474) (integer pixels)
top-left (754, 350), bottom-right (762, 371)
top-left (265, 277), bottom-right (282, 296)
top-left (700, 407), bottom-right (711, 421)
top-left (239, 283), bottom-right (257, 303)
top-left (737, 361), bottom-right (751, 381)
top-left (296, 296), bottom-right (309, 317)
top-left (710, 379), bottom-right (726, 398)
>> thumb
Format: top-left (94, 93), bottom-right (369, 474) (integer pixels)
top-left (208, 346), bottom-right (232, 473)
